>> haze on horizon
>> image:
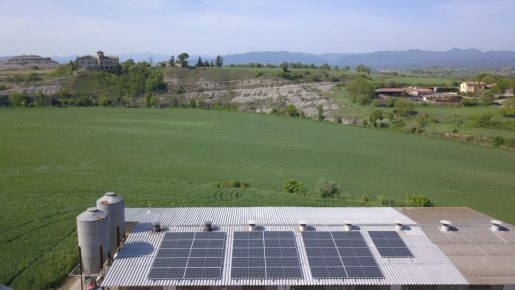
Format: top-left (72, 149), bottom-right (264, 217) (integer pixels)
top-left (1, 0), bottom-right (515, 57)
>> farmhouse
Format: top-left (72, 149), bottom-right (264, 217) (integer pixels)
top-left (460, 81), bottom-right (485, 94)
top-left (76, 50), bottom-right (119, 70)
top-left (76, 193), bottom-right (515, 290)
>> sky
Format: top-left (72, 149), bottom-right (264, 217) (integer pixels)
top-left (1, 0), bottom-right (515, 56)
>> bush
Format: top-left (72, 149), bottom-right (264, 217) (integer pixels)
top-left (282, 179), bottom-right (305, 194)
top-left (223, 180), bottom-right (250, 189)
top-left (393, 99), bottom-right (415, 116)
top-left (501, 97), bottom-right (515, 117)
top-left (316, 178), bottom-right (340, 198)
top-left (405, 194), bottom-right (434, 207)
top-left (376, 194), bottom-right (400, 206)
top-left (285, 104), bottom-right (300, 117)
top-left (461, 98), bottom-right (480, 107)
top-left (492, 136), bottom-right (505, 147)
top-left (369, 110), bottom-right (383, 127)
top-left (405, 120), bottom-right (424, 133)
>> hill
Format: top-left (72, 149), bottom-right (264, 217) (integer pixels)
top-left (0, 55), bottom-right (59, 70)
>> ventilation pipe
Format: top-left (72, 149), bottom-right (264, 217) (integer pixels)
top-left (440, 220), bottom-right (452, 232)
top-left (394, 220), bottom-right (404, 231)
top-left (204, 221), bottom-right (213, 232)
top-left (298, 220), bottom-right (307, 232)
top-left (152, 222), bottom-right (161, 233)
top-left (491, 220), bottom-right (503, 232)
top-left (344, 220), bottom-right (352, 231)
top-left (247, 220), bottom-right (256, 231)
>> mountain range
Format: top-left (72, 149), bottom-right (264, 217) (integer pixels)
top-left (222, 49), bottom-right (515, 68)
top-left (4, 48), bottom-right (515, 69)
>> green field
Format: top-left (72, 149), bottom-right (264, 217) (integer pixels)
top-left (1, 107), bottom-right (515, 289)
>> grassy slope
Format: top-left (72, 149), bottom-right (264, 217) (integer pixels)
top-left (0, 108), bottom-right (515, 288)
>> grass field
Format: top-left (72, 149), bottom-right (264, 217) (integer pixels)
top-left (1, 107), bottom-right (515, 289)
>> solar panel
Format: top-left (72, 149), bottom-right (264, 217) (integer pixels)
top-left (368, 231), bottom-right (413, 258)
top-left (302, 231), bottom-right (383, 279)
top-left (148, 231), bottom-right (227, 280)
top-left (231, 231), bottom-right (303, 279)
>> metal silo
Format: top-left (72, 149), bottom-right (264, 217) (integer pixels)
top-left (76, 207), bottom-right (109, 275)
top-left (96, 192), bottom-right (125, 259)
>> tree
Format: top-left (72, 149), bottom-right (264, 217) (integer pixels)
top-left (203, 60), bottom-right (210, 67)
top-left (316, 104), bottom-right (325, 121)
top-left (145, 70), bottom-right (167, 93)
top-left (215, 55), bottom-right (223, 67)
top-left (169, 55), bottom-right (176, 67)
top-left (196, 57), bottom-right (204, 67)
top-left (356, 64), bottom-right (371, 74)
top-left (369, 110), bottom-right (383, 127)
top-left (347, 77), bottom-right (375, 103)
top-left (177, 52), bottom-right (190, 67)
top-left (320, 63), bottom-right (331, 70)
top-left (210, 61), bottom-right (215, 67)
top-left (501, 97), bottom-right (515, 117)
top-left (35, 91), bottom-right (46, 107)
top-left (280, 61), bottom-right (289, 72)
top-left (393, 98), bottom-right (415, 116)
top-left (8, 92), bottom-right (29, 107)
top-left (286, 104), bottom-right (299, 117)
top-left (492, 78), bottom-right (510, 94)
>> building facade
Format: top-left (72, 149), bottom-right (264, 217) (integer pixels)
top-left (460, 82), bottom-right (485, 94)
top-left (76, 51), bottom-right (119, 70)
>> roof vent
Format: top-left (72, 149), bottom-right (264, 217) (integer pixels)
top-left (152, 222), bottom-right (161, 233)
top-left (248, 220), bottom-right (256, 232)
top-left (344, 220), bottom-right (352, 232)
top-left (491, 220), bottom-right (503, 232)
top-left (440, 220), bottom-right (452, 232)
top-left (394, 220), bottom-right (404, 231)
top-left (298, 220), bottom-right (307, 232)
top-left (204, 221), bottom-right (213, 232)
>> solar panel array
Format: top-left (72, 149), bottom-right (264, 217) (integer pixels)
top-left (148, 232), bottom-right (226, 279)
top-left (231, 231), bottom-right (303, 279)
top-left (302, 231), bottom-right (383, 279)
top-left (368, 231), bottom-right (413, 258)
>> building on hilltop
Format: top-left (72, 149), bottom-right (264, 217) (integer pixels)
top-left (76, 50), bottom-right (119, 70)
top-left (460, 81), bottom-right (485, 94)
top-left (72, 193), bottom-right (515, 290)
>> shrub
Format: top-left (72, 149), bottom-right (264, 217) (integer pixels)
top-left (316, 177), bottom-right (340, 198)
top-left (282, 179), bottom-right (305, 194)
top-left (492, 136), bottom-right (505, 147)
top-left (405, 120), bottom-right (424, 133)
top-left (393, 99), bottom-right (415, 116)
top-left (285, 104), bottom-right (300, 117)
top-left (376, 194), bottom-right (400, 206)
top-left (461, 98), bottom-right (480, 107)
top-left (223, 180), bottom-right (250, 189)
top-left (369, 110), bottom-right (383, 127)
top-left (405, 194), bottom-right (434, 207)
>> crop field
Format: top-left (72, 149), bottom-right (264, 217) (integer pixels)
top-left (1, 107), bottom-right (515, 289)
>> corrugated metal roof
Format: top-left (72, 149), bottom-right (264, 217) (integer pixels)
top-left (397, 207), bottom-right (515, 285)
top-left (102, 207), bottom-right (467, 287)
top-left (125, 207), bottom-right (417, 226)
